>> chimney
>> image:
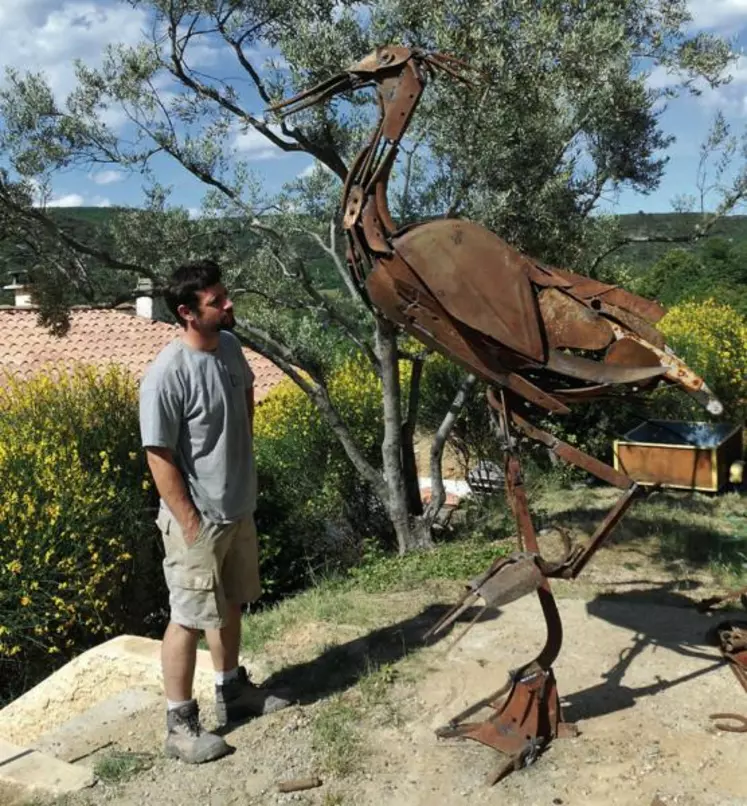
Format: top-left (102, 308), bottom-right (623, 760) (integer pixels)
top-left (3, 271), bottom-right (34, 309)
top-left (134, 276), bottom-right (167, 321)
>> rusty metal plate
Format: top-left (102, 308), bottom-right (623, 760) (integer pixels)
top-left (474, 555), bottom-right (544, 608)
top-left (381, 61), bottom-right (423, 141)
top-left (602, 287), bottom-right (665, 325)
top-left (538, 287), bottom-right (613, 350)
top-left (393, 220), bottom-right (546, 363)
top-left (599, 302), bottom-right (666, 348)
top-left (605, 337), bottom-right (661, 371)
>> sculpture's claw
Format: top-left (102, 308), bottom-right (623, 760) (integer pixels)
top-left (425, 553), bottom-right (547, 650)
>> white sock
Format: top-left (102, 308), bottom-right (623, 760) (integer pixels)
top-left (215, 667), bottom-right (239, 685)
top-left (167, 698), bottom-right (194, 711)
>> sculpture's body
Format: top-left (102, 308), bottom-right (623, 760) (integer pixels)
top-left (273, 46), bottom-right (725, 784)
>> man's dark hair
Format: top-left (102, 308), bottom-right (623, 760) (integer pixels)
top-left (164, 259), bottom-right (222, 327)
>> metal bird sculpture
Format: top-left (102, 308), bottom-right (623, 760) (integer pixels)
top-left (271, 46), bottom-right (725, 785)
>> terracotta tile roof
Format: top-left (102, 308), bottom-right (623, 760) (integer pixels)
top-left (0, 308), bottom-right (286, 402)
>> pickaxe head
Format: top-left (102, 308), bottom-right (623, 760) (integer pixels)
top-left (268, 45), bottom-right (481, 118)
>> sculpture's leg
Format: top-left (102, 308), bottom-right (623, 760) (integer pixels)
top-left (433, 391), bottom-right (578, 786)
top-left (488, 389), bottom-right (643, 580)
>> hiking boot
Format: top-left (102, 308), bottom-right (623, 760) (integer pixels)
top-left (165, 701), bottom-right (231, 764)
top-left (215, 666), bottom-right (293, 726)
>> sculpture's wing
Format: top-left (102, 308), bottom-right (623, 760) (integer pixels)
top-left (393, 220), bottom-right (546, 363)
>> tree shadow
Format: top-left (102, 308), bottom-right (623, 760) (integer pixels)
top-left (561, 584), bottom-right (725, 723)
top-left (230, 602), bottom-right (501, 717)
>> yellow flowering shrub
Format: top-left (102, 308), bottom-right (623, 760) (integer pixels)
top-left (0, 366), bottom-right (163, 704)
top-left (658, 298), bottom-right (747, 420)
top-left (253, 356), bottom-right (395, 597)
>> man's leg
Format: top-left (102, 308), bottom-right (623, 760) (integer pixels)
top-left (158, 511), bottom-right (231, 763)
top-left (204, 602), bottom-right (242, 673)
top-left (212, 516), bottom-right (292, 725)
top-left (162, 621), bottom-right (200, 702)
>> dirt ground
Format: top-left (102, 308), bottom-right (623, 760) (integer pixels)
top-left (10, 517), bottom-right (747, 806)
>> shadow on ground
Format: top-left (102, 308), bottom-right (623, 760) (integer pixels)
top-left (562, 583), bottom-right (727, 723)
top-left (535, 489), bottom-right (747, 571)
top-left (218, 601), bottom-right (501, 735)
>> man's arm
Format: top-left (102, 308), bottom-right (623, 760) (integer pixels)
top-left (146, 447), bottom-right (201, 545)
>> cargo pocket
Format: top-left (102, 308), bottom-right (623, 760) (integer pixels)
top-left (155, 508), bottom-right (171, 534)
top-left (164, 567), bottom-right (219, 629)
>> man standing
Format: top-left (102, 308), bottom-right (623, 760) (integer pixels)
top-left (139, 260), bottom-right (290, 764)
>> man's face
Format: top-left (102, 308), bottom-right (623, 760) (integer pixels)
top-left (188, 283), bottom-right (235, 332)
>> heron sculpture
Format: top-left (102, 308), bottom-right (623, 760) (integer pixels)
top-left (271, 46), bottom-right (725, 785)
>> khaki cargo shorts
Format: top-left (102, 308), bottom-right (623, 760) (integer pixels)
top-left (156, 508), bottom-right (262, 630)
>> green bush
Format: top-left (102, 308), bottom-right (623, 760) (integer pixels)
top-left (253, 356), bottom-right (392, 599)
top-left (0, 367), bottom-right (165, 704)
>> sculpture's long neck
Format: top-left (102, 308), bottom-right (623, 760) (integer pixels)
top-left (342, 61), bottom-right (426, 294)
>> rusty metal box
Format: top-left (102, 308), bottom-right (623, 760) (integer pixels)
top-left (613, 420), bottom-right (744, 492)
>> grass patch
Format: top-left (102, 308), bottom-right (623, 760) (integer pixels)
top-left (358, 659), bottom-right (398, 708)
top-left (93, 751), bottom-right (153, 784)
top-left (311, 696), bottom-right (363, 776)
top-left (533, 484), bottom-right (747, 581)
top-left (242, 536), bottom-right (509, 656)
top-left (348, 537), bottom-right (510, 593)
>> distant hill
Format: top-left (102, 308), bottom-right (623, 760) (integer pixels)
top-left (4, 208), bottom-right (747, 306)
top-left (611, 212), bottom-right (747, 269)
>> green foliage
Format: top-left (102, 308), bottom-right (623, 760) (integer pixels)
top-left (348, 536), bottom-right (511, 594)
top-left (636, 238), bottom-right (747, 317)
top-left (253, 357), bottom-right (392, 599)
top-left (311, 696), bottom-right (364, 776)
top-left (658, 298), bottom-right (747, 422)
top-left (0, 368), bottom-right (165, 705)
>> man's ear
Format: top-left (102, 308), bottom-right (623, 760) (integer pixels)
top-left (177, 303), bottom-right (194, 324)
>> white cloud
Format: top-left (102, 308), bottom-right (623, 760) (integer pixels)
top-left (89, 169), bottom-right (124, 185)
top-left (298, 163), bottom-right (317, 178)
top-left (233, 124), bottom-right (293, 160)
top-left (0, 1), bottom-right (148, 101)
top-left (30, 184), bottom-right (111, 207)
top-left (688, 0), bottom-right (747, 30)
top-left (46, 193), bottom-right (85, 207)
top-left (690, 56), bottom-right (747, 116)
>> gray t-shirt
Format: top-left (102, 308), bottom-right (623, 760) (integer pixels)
top-left (139, 331), bottom-right (256, 522)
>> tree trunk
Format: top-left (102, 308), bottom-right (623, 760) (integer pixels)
top-left (401, 353), bottom-right (425, 517)
top-left (376, 317), bottom-right (433, 554)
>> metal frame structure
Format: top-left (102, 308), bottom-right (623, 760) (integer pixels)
top-left (271, 45), bottom-right (730, 784)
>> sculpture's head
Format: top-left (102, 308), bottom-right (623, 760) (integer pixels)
top-left (269, 45), bottom-right (478, 118)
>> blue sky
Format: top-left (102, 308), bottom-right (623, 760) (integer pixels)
top-left (2, 0), bottom-right (747, 216)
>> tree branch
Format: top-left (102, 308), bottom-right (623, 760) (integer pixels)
top-left (0, 181), bottom-right (156, 279)
top-left (423, 372), bottom-right (477, 526)
top-left (233, 317), bottom-right (386, 496)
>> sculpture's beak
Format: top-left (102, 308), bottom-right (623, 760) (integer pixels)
top-left (423, 52), bottom-right (484, 87)
top-left (268, 72), bottom-right (358, 118)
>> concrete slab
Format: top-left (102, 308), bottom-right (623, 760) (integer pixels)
top-left (33, 688), bottom-right (161, 763)
top-left (0, 635), bottom-right (221, 746)
top-left (0, 739), bottom-right (94, 795)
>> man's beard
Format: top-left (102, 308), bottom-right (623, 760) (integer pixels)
top-left (218, 311), bottom-right (236, 331)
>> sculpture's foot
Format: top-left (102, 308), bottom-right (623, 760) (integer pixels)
top-left (435, 665), bottom-right (578, 786)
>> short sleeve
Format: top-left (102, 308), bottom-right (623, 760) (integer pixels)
top-left (236, 340), bottom-right (254, 388)
top-left (139, 374), bottom-right (182, 451)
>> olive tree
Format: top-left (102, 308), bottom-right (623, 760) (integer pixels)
top-left (0, 0), bottom-right (737, 552)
